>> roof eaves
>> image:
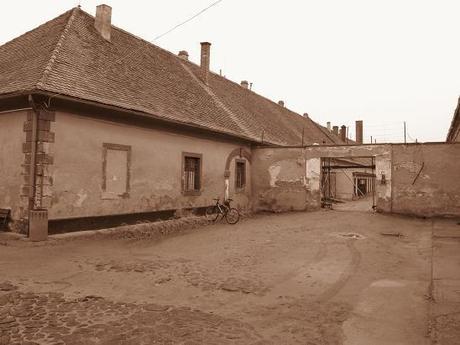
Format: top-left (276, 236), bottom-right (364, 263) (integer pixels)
top-left (32, 89), bottom-right (275, 145)
top-left (35, 7), bottom-right (79, 90)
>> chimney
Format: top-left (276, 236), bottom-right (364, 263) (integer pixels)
top-left (332, 126), bottom-right (339, 136)
top-left (200, 42), bottom-right (211, 84)
top-left (355, 120), bottom-right (363, 144)
top-left (340, 125), bottom-right (347, 142)
top-left (95, 4), bottom-right (112, 41)
top-left (327, 122), bottom-right (331, 131)
top-left (241, 80), bottom-right (249, 89)
top-left (178, 50), bottom-right (189, 60)
top-left (303, 113), bottom-right (309, 118)
top-left (278, 100), bottom-right (285, 107)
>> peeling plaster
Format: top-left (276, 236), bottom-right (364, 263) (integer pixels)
top-left (268, 165), bottom-right (281, 187)
top-left (74, 190), bottom-right (88, 208)
top-left (306, 158), bottom-right (321, 191)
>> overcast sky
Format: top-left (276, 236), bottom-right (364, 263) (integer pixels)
top-left (1, 0), bottom-right (459, 143)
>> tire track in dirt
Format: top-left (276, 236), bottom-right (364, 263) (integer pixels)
top-left (317, 239), bottom-right (361, 302)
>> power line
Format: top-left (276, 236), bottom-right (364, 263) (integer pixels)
top-left (115, 0), bottom-right (225, 64)
top-left (154, 0), bottom-right (224, 41)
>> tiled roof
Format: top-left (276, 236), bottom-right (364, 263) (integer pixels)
top-left (446, 97), bottom-right (460, 142)
top-left (0, 7), bottom-right (344, 146)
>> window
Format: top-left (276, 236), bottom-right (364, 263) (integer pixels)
top-left (183, 153), bottom-right (202, 195)
top-left (235, 159), bottom-right (246, 190)
top-left (102, 143), bottom-right (131, 199)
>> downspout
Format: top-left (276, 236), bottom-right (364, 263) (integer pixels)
top-left (28, 95), bottom-right (39, 212)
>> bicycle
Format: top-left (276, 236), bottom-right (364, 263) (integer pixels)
top-left (205, 198), bottom-right (240, 224)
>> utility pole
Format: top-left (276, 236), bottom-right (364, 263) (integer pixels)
top-left (404, 121), bottom-right (407, 144)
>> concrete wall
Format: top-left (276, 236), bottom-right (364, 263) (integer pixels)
top-left (252, 145), bottom-right (392, 213)
top-left (392, 143), bottom-right (460, 217)
top-left (0, 110), bottom-right (26, 220)
top-left (49, 112), bottom-right (251, 219)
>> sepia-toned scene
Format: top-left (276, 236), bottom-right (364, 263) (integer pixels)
top-left (0, 1), bottom-right (459, 344)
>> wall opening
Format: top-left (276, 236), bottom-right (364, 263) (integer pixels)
top-left (320, 156), bottom-right (376, 212)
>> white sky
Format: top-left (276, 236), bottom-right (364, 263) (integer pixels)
top-left (1, 0), bottom-right (459, 143)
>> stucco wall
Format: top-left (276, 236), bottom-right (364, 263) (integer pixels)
top-left (0, 110), bottom-right (26, 220)
top-left (392, 143), bottom-right (460, 217)
top-left (49, 112), bottom-right (251, 219)
top-left (251, 148), bottom-right (307, 212)
top-left (252, 145), bottom-right (392, 213)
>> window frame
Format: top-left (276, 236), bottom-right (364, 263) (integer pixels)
top-left (102, 143), bottom-right (131, 199)
top-left (182, 152), bottom-right (203, 196)
top-left (235, 158), bottom-right (246, 192)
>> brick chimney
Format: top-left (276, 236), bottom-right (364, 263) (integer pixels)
top-left (303, 113), bottom-right (309, 118)
top-left (95, 4), bottom-right (112, 41)
top-left (241, 80), bottom-right (249, 89)
top-left (340, 125), bottom-right (347, 142)
top-left (178, 50), bottom-right (189, 60)
top-left (200, 42), bottom-right (211, 84)
top-left (278, 100), bottom-right (285, 107)
top-left (327, 122), bottom-right (331, 131)
top-left (355, 120), bottom-right (363, 144)
top-left (332, 126), bottom-right (339, 136)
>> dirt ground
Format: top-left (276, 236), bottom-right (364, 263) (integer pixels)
top-left (0, 207), bottom-right (459, 345)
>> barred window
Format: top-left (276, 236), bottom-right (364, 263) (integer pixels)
top-left (183, 154), bottom-right (201, 194)
top-left (235, 160), bottom-right (246, 190)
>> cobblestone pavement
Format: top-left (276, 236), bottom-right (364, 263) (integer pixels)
top-left (0, 210), bottom-right (447, 344)
top-left (0, 281), bottom-right (269, 345)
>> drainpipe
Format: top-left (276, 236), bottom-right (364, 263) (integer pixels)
top-left (27, 95), bottom-right (48, 241)
top-left (28, 95), bottom-right (39, 211)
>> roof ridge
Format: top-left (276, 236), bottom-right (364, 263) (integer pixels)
top-left (312, 121), bottom-right (341, 143)
top-left (179, 60), bottom-right (255, 139)
top-left (72, 7), bottom-right (335, 144)
top-left (36, 7), bottom-right (79, 90)
top-left (0, 8), bottom-right (73, 49)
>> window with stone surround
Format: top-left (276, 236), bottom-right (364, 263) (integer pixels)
top-left (102, 143), bottom-right (131, 199)
top-left (235, 159), bottom-right (246, 191)
top-left (182, 152), bottom-right (202, 195)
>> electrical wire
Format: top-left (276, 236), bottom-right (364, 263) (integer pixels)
top-left (115, 0), bottom-right (225, 64)
top-left (154, 0), bottom-right (224, 41)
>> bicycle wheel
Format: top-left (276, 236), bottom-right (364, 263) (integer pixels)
top-left (205, 206), bottom-right (220, 221)
top-left (225, 208), bottom-right (240, 224)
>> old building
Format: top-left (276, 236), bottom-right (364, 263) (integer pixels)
top-left (447, 96), bottom-right (460, 142)
top-left (0, 5), bottom-right (344, 233)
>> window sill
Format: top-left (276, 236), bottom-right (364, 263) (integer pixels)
top-left (235, 187), bottom-right (246, 194)
top-left (101, 191), bottom-right (130, 200)
top-left (183, 190), bottom-right (201, 196)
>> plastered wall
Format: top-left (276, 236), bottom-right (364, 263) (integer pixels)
top-left (49, 112), bottom-right (251, 219)
top-left (251, 148), bottom-right (307, 212)
top-left (0, 110), bottom-right (26, 220)
top-left (252, 145), bottom-right (393, 213)
top-left (392, 143), bottom-right (460, 217)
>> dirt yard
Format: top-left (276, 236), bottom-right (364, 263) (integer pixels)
top-left (0, 209), bottom-right (459, 345)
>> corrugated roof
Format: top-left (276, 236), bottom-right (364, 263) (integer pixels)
top-left (0, 7), bottom-right (344, 145)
